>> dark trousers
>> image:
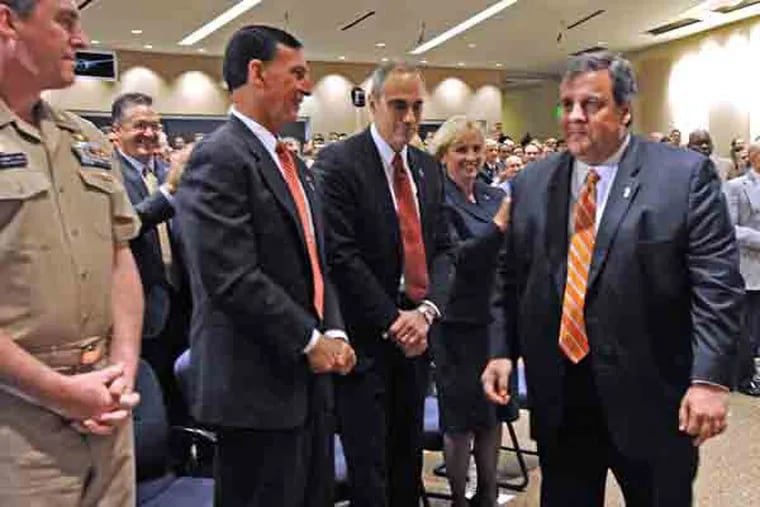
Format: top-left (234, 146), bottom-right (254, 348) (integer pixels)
top-left (141, 293), bottom-right (191, 424)
top-left (737, 290), bottom-right (760, 387)
top-left (539, 360), bottom-right (698, 507)
top-left (335, 344), bottom-right (429, 507)
top-left (213, 378), bottom-right (335, 507)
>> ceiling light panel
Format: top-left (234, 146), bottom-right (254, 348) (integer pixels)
top-left (410, 0), bottom-right (519, 55)
top-left (179, 0), bottom-right (263, 46)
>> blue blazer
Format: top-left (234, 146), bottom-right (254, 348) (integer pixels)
top-left (442, 176), bottom-right (506, 325)
top-left (117, 152), bottom-right (174, 339)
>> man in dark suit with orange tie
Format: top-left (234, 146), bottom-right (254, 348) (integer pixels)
top-left (315, 63), bottom-right (454, 507)
top-left (482, 51), bottom-right (743, 505)
top-left (176, 25), bottom-right (355, 507)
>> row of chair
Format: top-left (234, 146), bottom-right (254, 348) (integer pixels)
top-left (132, 351), bottom-right (531, 505)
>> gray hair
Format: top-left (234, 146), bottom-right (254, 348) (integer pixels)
top-left (564, 51), bottom-right (638, 106)
top-left (369, 61), bottom-right (423, 98)
top-left (748, 142), bottom-right (760, 158)
top-left (0, 0), bottom-right (37, 18)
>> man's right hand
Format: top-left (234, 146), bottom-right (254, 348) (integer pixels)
top-left (53, 363), bottom-right (125, 420)
top-left (481, 358), bottom-right (512, 405)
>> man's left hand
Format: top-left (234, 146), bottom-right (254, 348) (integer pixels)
top-left (678, 383), bottom-right (729, 446)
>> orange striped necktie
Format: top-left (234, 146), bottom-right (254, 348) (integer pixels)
top-left (559, 168), bottom-right (600, 363)
top-left (275, 142), bottom-right (324, 320)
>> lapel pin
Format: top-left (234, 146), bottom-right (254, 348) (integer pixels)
top-left (623, 186), bottom-right (631, 199)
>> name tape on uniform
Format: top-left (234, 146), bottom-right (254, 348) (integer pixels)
top-left (0, 152), bottom-right (28, 170)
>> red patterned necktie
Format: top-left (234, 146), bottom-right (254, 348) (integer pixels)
top-left (558, 168), bottom-right (600, 363)
top-left (275, 143), bottom-right (324, 319)
top-left (391, 152), bottom-right (429, 302)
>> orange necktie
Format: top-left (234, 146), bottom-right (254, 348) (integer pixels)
top-left (392, 153), bottom-right (429, 302)
top-left (276, 143), bottom-right (324, 319)
top-left (558, 168), bottom-right (600, 363)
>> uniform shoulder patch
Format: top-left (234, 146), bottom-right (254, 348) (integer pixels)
top-left (72, 141), bottom-right (111, 170)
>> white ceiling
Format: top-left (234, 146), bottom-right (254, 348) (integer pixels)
top-left (80, 0), bottom-right (760, 74)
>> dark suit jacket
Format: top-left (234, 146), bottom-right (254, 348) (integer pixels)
top-left (442, 177), bottom-right (505, 325)
top-left (315, 128), bottom-right (454, 370)
top-left (490, 136), bottom-right (743, 457)
top-left (117, 152), bottom-right (175, 339)
top-left (176, 115), bottom-right (344, 430)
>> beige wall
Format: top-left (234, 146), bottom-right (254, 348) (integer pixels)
top-left (629, 15), bottom-right (760, 156)
top-left (44, 50), bottom-right (505, 137)
top-left (501, 81), bottom-right (561, 140)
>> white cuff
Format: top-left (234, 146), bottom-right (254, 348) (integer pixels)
top-left (324, 329), bottom-right (349, 342)
top-left (420, 300), bottom-right (441, 318)
top-left (159, 184), bottom-right (175, 206)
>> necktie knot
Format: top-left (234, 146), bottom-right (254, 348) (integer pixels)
top-left (586, 168), bottom-right (601, 186)
top-left (392, 153), bottom-right (406, 180)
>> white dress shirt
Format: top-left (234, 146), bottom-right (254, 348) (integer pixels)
top-left (569, 134), bottom-right (630, 232)
top-left (369, 123), bottom-right (440, 319)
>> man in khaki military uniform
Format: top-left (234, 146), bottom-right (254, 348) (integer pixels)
top-left (0, 1), bottom-right (144, 505)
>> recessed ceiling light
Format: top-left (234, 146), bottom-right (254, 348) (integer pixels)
top-left (457, 62), bottom-right (465, 67)
top-left (420, 59), bottom-right (428, 64)
top-left (338, 55), bottom-right (346, 60)
top-left (179, 0), bottom-right (263, 46)
top-left (197, 48), bottom-right (207, 53)
top-left (143, 44), bottom-right (153, 49)
top-left (375, 42), bottom-right (386, 48)
top-left (410, 0), bottom-right (519, 55)
top-left (468, 43), bottom-right (477, 48)
top-left (131, 29), bottom-right (143, 35)
top-left (597, 41), bottom-right (608, 47)
top-left (91, 40), bottom-right (100, 45)
top-left (496, 63), bottom-right (503, 67)
top-left (381, 57), bottom-right (389, 62)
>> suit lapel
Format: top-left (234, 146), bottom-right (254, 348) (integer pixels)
top-left (362, 130), bottom-right (401, 255)
top-left (117, 152), bottom-right (149, 199)
top-left (445, 176), bottom-right (493, 223)
top-left (407, 147), bottom-right (428, 230)
top-left (587, 137), bottom-right (642, 291)
top-left (545, 152), bottom-right (573, 296)
top-left (230, 116), bottom-right (307, 252)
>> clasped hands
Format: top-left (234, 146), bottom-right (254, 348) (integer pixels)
top-left (481, 359), bottom-right (730, 447)
top-left (307, 336), bottom-right (357, 375)
top-left (388, 309), bottom-right (430, 358)
top-left (56, 363), bottom-right (140, 436)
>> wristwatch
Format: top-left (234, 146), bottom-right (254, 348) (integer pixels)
top-left (417, 304), bottom-right (437, 325)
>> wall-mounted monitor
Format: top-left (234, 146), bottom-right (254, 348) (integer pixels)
top-left (74, 50), bottom-right (118, 81)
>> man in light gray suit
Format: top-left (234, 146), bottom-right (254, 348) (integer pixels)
top-left (724, 141), bottom-right (760, 396)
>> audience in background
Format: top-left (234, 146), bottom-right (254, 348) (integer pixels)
top-left (524, 142), bottom-right (541, 164)
top-left (479, 138), bottom-right (502, 184)
top-left (494, 154), bottom-right (524, 196)
top-left (669, 127), bottom-right (682, 146)
top-left (687, 129), bottom-right (733, 181)
top-left (724, 141), bottom-right (760, 397)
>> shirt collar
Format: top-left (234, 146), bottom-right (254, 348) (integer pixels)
top-left (575, 133), bottom-right (630, 177)
top-left (231, 106), bottom-right (278, 155)
top-left (119, 148), bottom-right (154, 175)
top-left (370, 123), bottom-right (408, 169)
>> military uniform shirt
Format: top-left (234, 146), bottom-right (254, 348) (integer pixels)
top-left (0, 99), bottom-right (140, 353)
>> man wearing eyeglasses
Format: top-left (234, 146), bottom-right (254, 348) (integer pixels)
top-left (111, 92), bottom-right (190, 422)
